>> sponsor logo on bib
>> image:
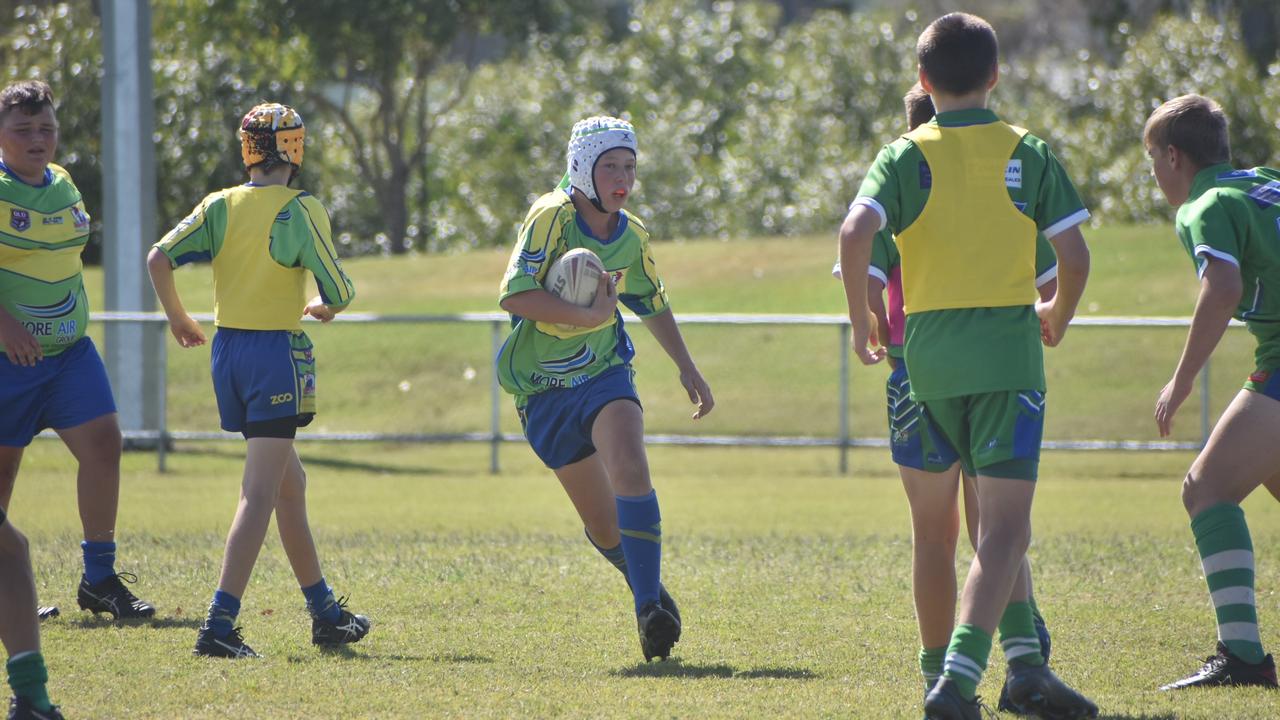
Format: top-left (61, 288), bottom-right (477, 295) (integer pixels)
top-left (1005, 159), bottom-right (1023, 189)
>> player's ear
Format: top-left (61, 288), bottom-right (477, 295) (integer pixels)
top-left (917, 66), bottom-right (932, 95)
top-left (986, 63), bottom-right (999, 91)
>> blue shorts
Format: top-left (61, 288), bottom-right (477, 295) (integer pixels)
top-left (519, 364), bottom-right (641, 469)
top-left (0, 337), bottom-right (117, 447)
top-left (887, 362), bottom-right (960, 473)
top-left (211, 328), bottom-right (316, 433)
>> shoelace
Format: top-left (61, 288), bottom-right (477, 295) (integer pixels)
top-left (972, 696), bottom-right (997, 720)
top-left (103, 572), bottom-right (147, 603)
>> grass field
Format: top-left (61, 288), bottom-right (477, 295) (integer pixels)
top-left (81, 223), bottom-right (1255, 446)
top-left (19, 224), bottom-right (1274, 718)
top-left (15, 442), bottom-right (1280, 719)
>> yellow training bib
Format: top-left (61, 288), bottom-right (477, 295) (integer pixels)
top-left (896, 122), bottom-right (1038, 314)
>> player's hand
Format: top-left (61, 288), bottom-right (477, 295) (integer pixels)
top-left (167, 314), bottom-right (206, 348)
top-left (583, 272), bottom-right (618, 327)
top-left (304, 297), bottom-right (337, 323)
top-left (1035, 298), bottom-right (1070, 347)
top-left (851, 311), bottom-right (886, 365)
top-left (1155, 375), bottom-right (1193, 438)
top-left (679, 364), bottom-right (715, 419)
top-left (0, 311), bottom-right (43, 366)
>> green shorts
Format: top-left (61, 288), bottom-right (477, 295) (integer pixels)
top-left (919, 390), bottom-right (1046, 481)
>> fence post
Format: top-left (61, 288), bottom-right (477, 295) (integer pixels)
top-left (1199, 357), bottom-right (1211, 448)
top-left (490, 320), bottom-right (502, 474)
top-left (158, 317), bottom-right (168, 473)
top-left (839, 323), bottom-right (850, 475)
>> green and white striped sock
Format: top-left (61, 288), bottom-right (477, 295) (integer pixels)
top-left (1192, 503), bottom-right (1264, 665)
top-left (942, 624), bottom-right (992, 700)
top-left (920, 646), bottom-right (946, 692)
top-left (998, 601), bottom-right (1045, 666)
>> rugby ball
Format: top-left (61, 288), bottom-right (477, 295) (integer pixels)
top-left (544, 248), bottom-right (605, 308)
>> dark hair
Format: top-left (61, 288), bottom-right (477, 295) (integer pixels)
top-left (1143, 94), bottom-right (1231, 168)
top-left (904, 82), bottom-right (935, 131)
top-left (0, 80), bottom-right (55, 122)
top-left (916, 13), bottom-right (998, 96)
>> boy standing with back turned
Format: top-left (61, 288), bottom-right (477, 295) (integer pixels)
top-left (147, 103), bottom-right (368, 658)
top-left (838, 14), bottom-right (1096, 720)
top-left (1145, 94), bottom-right (1279, 691)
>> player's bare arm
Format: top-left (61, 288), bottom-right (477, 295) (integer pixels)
top-left (0, 305), bottom-right (43, 366)
top-left (641, 308), bottom-right (714, 419)
top-left (1155, 257), bottom-right (1241, 437)
top-left (1038, 226), bottom-right (1089, 347)
top-left (867, 276), bottom-right (894, 369)
top-left (145, 247), bottom-right (206, 348)
top-left (303, 296), bottom-right (348, 323)
top-left (838, 204), bottom-right (884, 364)
top-left (500, 272), bottom-right (617, 329)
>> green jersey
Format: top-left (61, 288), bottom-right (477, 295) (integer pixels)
top-left (498, 188), bottom-right (669, 403)
top-left (0, 163), bottom-right (92, 356)
top-left (1177, 164), bottom-right (1280, 368)
top-left (854, 108), bottom-right (1088, 400)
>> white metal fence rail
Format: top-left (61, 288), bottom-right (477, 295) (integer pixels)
top-left (65, 312), bottom-right (1220, 473)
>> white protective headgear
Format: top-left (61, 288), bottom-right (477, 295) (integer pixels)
top-left (563, 116), bottom-right (637, 210)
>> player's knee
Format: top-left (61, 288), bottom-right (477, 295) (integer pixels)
top-left (1181, 471), bottom-right (1220, 515)
top-left (913, 522), bottom-right (959, 550)
top-left (280, 468), bottom-right (307, 501)
top-left (0, 524), bottom-right (29, 559)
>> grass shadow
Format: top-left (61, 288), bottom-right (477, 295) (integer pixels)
top-left (1097, 715), bottom-right (1178, 720)
top-left (429, 653), bottom-right (494, 664)
top-left (148, 617), bottom-right (203, 630)
top-left (67, 615), bottom-right (159, 629)
top-left (613, 659), bottom-right (817, 680)
top-left (296, 646), bottom-right (426, 662)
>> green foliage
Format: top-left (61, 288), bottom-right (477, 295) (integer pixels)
top-left (2, 2), bottom-right (1276, 255)
top-left (438, 2), bottom-right (1280, 249)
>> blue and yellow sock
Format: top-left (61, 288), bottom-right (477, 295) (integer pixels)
top-left (301, 578), bottom-right (341, 623)
top-left (81, 540), bottom-right (116, 585)
top-left (920, 646), bottom-right (946, 693)
top-left (942, 624), bottom-right (992, 701)
top-left (999, 601), bottom-right (1045, 667)
top-left (6, 652), bottom-right (52, 712)
top-left (585, 529), bottom-right (630, 583)
top-left (205, 589), bottom-right (241, 639)
top-left (1192, 503), bottom-right (1265, 664)
top-left (616, 491), bottom-right (662, 613)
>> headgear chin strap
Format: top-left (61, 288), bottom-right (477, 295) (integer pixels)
top-left (563, 116), bottom-right (637, 212)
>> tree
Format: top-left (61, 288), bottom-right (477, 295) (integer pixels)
top-left (259, 0), bottom-right (592, 254)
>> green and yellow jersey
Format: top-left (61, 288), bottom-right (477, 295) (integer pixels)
top-left (0, 162), bottom-right (92, 356)
top-left (854, 108), bottom-right (1088, 400)
top-left (1176, 165), bottom-right (1280, 369)
top-left (498, 188), bottom-right (668, 402)
top-left (154, 184), bottom-right (354, 331)
top-left (866, 230), bottom-right (1059, 362)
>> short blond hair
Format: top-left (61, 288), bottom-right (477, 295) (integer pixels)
top-left (1143, 94), bottom-right (1230, 168)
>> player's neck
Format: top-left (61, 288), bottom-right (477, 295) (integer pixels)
top-left (929, 90), bottom-right (989, 115)
top-left (247, 165), bottom-right (293, 187)
top-left (571, 189), bottom-right (620, 239)
top-left (0, 157), bottom-right (48, 186)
